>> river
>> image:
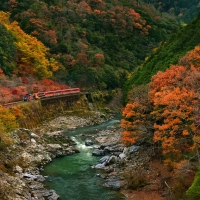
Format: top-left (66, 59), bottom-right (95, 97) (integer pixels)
top-left (42, 117), bottom-right (125, 200)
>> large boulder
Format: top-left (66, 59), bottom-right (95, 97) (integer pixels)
top-left (48, 190), bottom-right (60, 200)
top-left (104, 146), bottom-right (113, 153)
top-left (129, 145), bottom-right (139, 154)
top-left (107, 155), bottom-right (117, 165)
top-left (119, 153), bottom-right (126, 159)
top-left (85, 139), bottom-right (93, 146)
top-left (47, 144), bottom-right (62, 152)
top-left (23, 173), bottom-right (37, 179)
top-left (92, 163), bottom-right (106, 169)
top-left (92, 149), bottom-right (104, 156)
top-left (30, 132), bottom-right (40, 139)
top-left (104, 176), bottom-right (122, 190)
top-left (13, 165), bottom-right (23, 173)
top-left (99, 155), bottom-right (110, 163)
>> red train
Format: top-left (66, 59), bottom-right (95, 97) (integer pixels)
top-left (23, 88), bottom-right (80, 101)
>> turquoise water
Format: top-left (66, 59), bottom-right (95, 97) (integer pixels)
top-left (42, 118), bottom-right (125, 200)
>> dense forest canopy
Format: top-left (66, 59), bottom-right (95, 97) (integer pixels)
top-left (0, 0), bottom-right (180, 91)
top-left (124, 11), bottom-right (200, 98)
top-left (143, 0), bottom-right (200, 22)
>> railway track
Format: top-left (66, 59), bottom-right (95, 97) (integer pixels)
top-left (1, 88), bottom-right (81, 108)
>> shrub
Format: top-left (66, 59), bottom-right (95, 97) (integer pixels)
top-left (186, 168), bottom-right (200, 200)
top-left (122, 168), bottom-right (147, 189)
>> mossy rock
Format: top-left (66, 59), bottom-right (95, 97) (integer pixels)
top-left (186, 168), bottom-right (200, 200)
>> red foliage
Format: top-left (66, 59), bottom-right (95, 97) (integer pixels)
top-left (44, 30), bottom-right (57, 45)
top-left (21, 77), bottom-right (29, 84)
top-left (0, 74), bottom-right (70, 103)
top-left (0, 68), bottom-right (4, 75)
top-left (12, 89), bottom-right (18, 95)
top-left (40, 78), bottom-right (69, 91)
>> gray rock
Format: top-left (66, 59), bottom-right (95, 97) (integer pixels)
top-left (23, 173), bottom-right (37, 179)
top-left (31, 138), bottom-right (36, 143)
top-left (99, 155), bottom-right (110, 163)
top-left (93, 163), bottom-right (106, 169)
top-left (123, 147), bottom-right (128, 154)
top-left (96, 173), bottom-right (101, 177)
top-left (92, 149), bottom-right (104, 156)
top-left (119, 153), bottom-right (126, 159)
top-left (32, 189), bottom-right (50, 198)
top-left (48, 190), bottom-right (60, 200)
top-left (85, 139), bottom-right (93, 146)
top-left (36, 175), bottom-right (46, 182)
top-left (129, 145), bottom-right (139, 154)
top-left (106, 126), bottom-right (114, 130)
top-left (46, 130), bottom-right (63, 137)
top-left (93, 144), bottom-right (101, 149)
top-left (108, 155), bottom-right (117, 164)
top-left (104, 146), bottom-right (113, 152)
top-left (30, 132), bottom-right (40, 138)
top-left (14, 165), bottom-right (23, 173)
top-left (47, 144), bottom-right (62, 154)
top-left (104, 177), bottom-right (121, 190)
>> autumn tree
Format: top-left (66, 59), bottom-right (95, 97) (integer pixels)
top-left (121, 85), bottom-right (153, 146)
top-left (121, 46), bottom-right (200, 159)
top-left (0, 23), bottom-right (16, 76)
top-left (0, 105), bottom-right (18, 133)
top-left (0, 11), bottom-right (59, 78)
top-left (149, 46), bottom-right (200, 157)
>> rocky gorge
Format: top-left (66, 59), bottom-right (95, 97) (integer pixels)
top-left (0, 108), bottom-right (173, 200)
top-left (0, 111), bottom-right (117, 199)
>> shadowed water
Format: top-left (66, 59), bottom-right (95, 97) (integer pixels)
top-left (42, 117), bottom-right (125, 200)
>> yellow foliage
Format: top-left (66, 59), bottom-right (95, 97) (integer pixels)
top-left (0, 11), bottom-right (59, 78)
top-left (0, 105), bottom-right (19, 133)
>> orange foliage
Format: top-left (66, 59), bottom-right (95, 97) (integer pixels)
top-left (121, 85), bottom-right (153, 146)
top-left (94, 53), bottom-right (104, 65)
top-left (122, 46), bottom-right (200, 158)
top-left (94, 9), bottom-right (101, 14)
top-left (76, 53), bottom-right (90, 65)
top-left (148, 46), bottom-right (200, 155)
top-left (128, 8), bottom-right (140, 20)
top-left (78, 40), bottom-right (89, 52)
top-left (77, 1), bottom-right (92, 16)
top-left (44, 30), bottom-right (58, 45)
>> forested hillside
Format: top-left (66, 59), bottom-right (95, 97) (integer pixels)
top-left (120, 5), bottom-right (200, 198)
top-left (125, 11), bottom-right (200, 95)
top-left (0, 11), bottom-right (68, 103)
top-left (0, 0), bottom-right (179, 92)
top-left (121, 46), bottom-right (200, 198)
top-left (143, 0), bottom-right (200, 23)
top-left (1, 1), bottom-right (200, 199)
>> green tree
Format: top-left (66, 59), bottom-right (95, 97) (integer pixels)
top-left (0, 23), bottom-right (16, 76)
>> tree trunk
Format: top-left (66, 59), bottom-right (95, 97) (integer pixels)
top-left (196, 146), bottom-right (200, 165)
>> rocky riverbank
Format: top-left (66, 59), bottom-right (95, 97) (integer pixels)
top-left (86, 121), bottom-right (192, 200)
top-left (80, 122), bottom-right (153, 192)
top-left (0, 110), bottom-right (179, 200)
top-left (0, 111), bottom-right (113, 200)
